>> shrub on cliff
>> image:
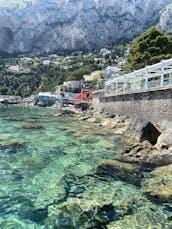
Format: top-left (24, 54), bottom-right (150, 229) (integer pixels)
top-left (127, 27), bottom-right (172, 70)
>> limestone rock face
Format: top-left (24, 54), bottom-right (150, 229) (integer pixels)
top-left (125, 119), bottom-right (161, 145)
top-left (158, 3), bottom-right (172, 33)
top-left (0, 0), bottom-right (171, 54)
top-left (156, 129), bottom-right (172, 150)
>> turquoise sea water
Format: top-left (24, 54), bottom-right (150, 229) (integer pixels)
top-left (0, 106), bottom-right (171, 229)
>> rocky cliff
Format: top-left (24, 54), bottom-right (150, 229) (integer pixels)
top-left (0, 0), bottom-right (171, 54)
top-left (158, 3), bottom-right (172, 33)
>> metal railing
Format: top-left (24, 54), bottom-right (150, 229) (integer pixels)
top-left (105, 58), bottom-right (172, 95)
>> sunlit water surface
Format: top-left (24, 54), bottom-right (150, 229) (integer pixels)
top-left (0, 106), bottom-right (171, 229)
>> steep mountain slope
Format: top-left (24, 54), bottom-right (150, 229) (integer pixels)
top-left (0, 0), bottom-right (171, 54)
top-left (158, 3), bottom-right (172, 33)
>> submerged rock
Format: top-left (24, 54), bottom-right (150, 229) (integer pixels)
top-left (0, 220), bottom-right (26, 229)
top-left (46, 178), bottom-right (146, 228)
top-left (107, 206), bottom-right (172, 229)
top-left (59, 121), bottom-right (114, 143)
top-left (20, 123), bottom-right (44, 130)
top-left (142, 164), bottom-right (172, 203)
top-left (2, 117), bottom-right (26, 122)
top-left (18, 201), bottom-right (48, 224)
top-left (96, 160), bottom-right (143, 185)
top-left (0, 140), bottom-right (26, 150)
top-left (49, 198), bottom-right (116, 228)
top-left (33, 174), bottom-right (66, 210)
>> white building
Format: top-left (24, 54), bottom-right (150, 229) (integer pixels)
top-left (42, 60), bottom-right (51, 65)
top-left (100, 48), bottom-right (111, 55)
top-left (63, 81), bottom-right (83, 91)
top-left (38, 92), bottom-right (55, 97)
top-left (7, 65), bottom-right (31, 74)
top-left (104, 66), bottom-right (122, 75)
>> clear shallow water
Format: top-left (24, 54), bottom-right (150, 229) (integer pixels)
top-left (0, 106), bottom-right (171, 229)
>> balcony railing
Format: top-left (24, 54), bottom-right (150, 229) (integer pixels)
top-left (105, 58), bottom-right (172, 95)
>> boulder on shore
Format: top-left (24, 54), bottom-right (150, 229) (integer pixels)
top-left (54, 109), bottom-right (76, 117)
top-left (117, 141), bottom-right (172, 167)
top-left (156, 129), bottom-right (172, 151)
top-left (87, 116), bottom-right (101, 123)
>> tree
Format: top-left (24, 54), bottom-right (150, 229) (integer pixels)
top-left (67, 66), bottom-right (92, 81)
top-left (127, 27), bottom-right (172, 70)
top-left (0, 86), bottom-right (9, 95)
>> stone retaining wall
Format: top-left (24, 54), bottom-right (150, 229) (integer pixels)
top-left (93, 87), bottom-right (172, 123)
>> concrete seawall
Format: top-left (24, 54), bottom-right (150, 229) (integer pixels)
top-left (93, 87), bottom-right (172, 123)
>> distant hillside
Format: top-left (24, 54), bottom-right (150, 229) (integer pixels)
top-left (158, 3), bottom-right (172, 34)
top-left (0, 0), bottom-right (171, 54)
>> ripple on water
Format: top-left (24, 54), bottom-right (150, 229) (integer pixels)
top-left (0, 105), bottom-right (171, 228)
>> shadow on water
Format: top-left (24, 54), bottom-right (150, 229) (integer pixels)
top-left (18, 202), bottom-right (48, 225)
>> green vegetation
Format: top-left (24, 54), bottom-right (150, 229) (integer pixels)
top-left (0, 53), bottom-right (101, 97)
top-left (67, 66), bottom-right (92, 81)
top-left (127, 27), bottom-right (172, 70)
top-left (0, 44), bottom-right (128, 97)
top-left (0, 74), bottom-right (41, 97)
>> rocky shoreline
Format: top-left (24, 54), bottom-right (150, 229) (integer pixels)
top-left (54, 107), bottom-right (172, 204)
top-left (1, 100), bottom-right (172, 204)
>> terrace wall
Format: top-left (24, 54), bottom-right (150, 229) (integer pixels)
top-left (93, 87), bottom-right (172, 123)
